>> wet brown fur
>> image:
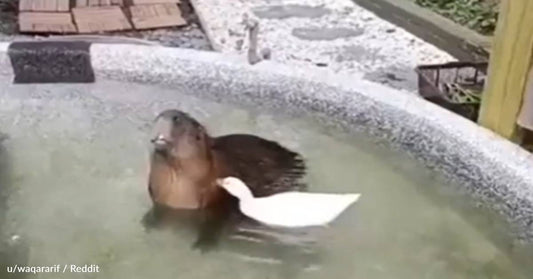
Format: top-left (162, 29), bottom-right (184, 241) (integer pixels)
top-left (147, 110), bottom-right (307, 211)
top-left (145, 109), bottom-right (307, 251)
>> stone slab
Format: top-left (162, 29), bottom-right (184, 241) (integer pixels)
top-left (7, 41), bottom-right (94, 83)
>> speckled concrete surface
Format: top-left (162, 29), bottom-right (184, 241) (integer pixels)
top-left (189, 0), bottom-right (456, 92)
top-left (0, 43), bottom-right (12, 76)
top-left (0, 42), bottom-right (532, 245)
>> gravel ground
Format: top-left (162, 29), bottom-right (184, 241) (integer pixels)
top-left (190, 0), bottom-right (456, 93)
top-left (1, 0), bottom-right (456, 93)
top-left (0, 0), bottom-right (212, 50)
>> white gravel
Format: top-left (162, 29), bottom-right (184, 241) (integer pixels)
top-left (191, 0), bottom-right (456, 92)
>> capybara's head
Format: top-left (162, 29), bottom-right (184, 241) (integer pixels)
top-left (151, 109), bottom-right (212, 161)
top-left (148, 110), bottom-right (217, 210)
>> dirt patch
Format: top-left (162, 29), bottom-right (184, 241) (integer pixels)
top-left (0, 0), bottom-right (17, 34)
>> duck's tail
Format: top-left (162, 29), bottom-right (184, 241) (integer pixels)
top-left (334, 193), bottom-right (362, 214)
top-left (342, 193), bottom-right (361, 204)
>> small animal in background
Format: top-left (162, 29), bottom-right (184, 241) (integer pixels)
top-left (217, 177), bottom-right (361, 228)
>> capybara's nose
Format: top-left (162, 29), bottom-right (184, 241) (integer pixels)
top-left (151, 134), bottom-right (170, 149)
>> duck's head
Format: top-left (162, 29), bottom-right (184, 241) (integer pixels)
top-left (216, 177), bottom-right (254, 201)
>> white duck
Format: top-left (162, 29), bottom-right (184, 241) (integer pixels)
top-left (216, 177), bottom-right (361, 228)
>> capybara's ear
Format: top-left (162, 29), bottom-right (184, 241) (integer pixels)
top-left (206, 134), bottom-right (215, 149)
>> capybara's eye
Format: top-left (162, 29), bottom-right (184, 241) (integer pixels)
top-left (172, 116), bottom-right (179, 122)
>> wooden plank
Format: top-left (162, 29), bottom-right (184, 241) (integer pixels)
top-left (517, 66), bottom-right (533, 130)
top-left (75, 0), bottom-right (118, 8)
top-left (478, 0), bottom-right (533, 139)
top-left (19, 0), bottom-right (33, 11)
top-left (37, 0), bottom-right (54, 12)
top-left (19, 12), bottom-right (73, 24)
top-left (19, 0), bottom-right (69, 11)
top-left (56, 0), bottom-right (69, 11)
top-left (76, 0), bottom-right (88, 7)
top-left (72, 6), bottom-right (132, 33)
top-left (129, 4), bottom-right (186, 30)
top-left (131, 0), bottom-right (179, 5)
top-left (18, 12), bottom-right (77, 33)
top-left (42, 0), bottom-right (56, 11)
top-left (75, 0), bottom-right (117, 7)
top-left (32, 0), bottom-right (44, 11)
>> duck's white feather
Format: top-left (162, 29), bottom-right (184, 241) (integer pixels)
top-left (217, 177), bottom-right (361, 228)
top-left (240, 192), bottom-right (361, 227)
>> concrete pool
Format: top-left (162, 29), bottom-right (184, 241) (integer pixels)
top-left (0, 41), bottom-right (532, 278)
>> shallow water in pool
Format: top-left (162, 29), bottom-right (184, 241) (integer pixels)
top-left (0, 78), bottom-right (530, 279)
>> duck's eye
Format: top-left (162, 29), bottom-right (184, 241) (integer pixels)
top-left (196, 133), bottom-right (202, 141)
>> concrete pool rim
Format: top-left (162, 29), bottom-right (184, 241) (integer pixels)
top-left (0, 41), bottom-right (532, 244)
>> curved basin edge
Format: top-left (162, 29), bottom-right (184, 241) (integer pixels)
top-left (0, 41), bottom-right (532, 243)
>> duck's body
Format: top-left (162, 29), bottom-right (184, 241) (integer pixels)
top-left (217, 177), bottom-right (361, 228)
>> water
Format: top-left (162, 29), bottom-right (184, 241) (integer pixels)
top-left (0, 77), bottom-right (530, 279)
